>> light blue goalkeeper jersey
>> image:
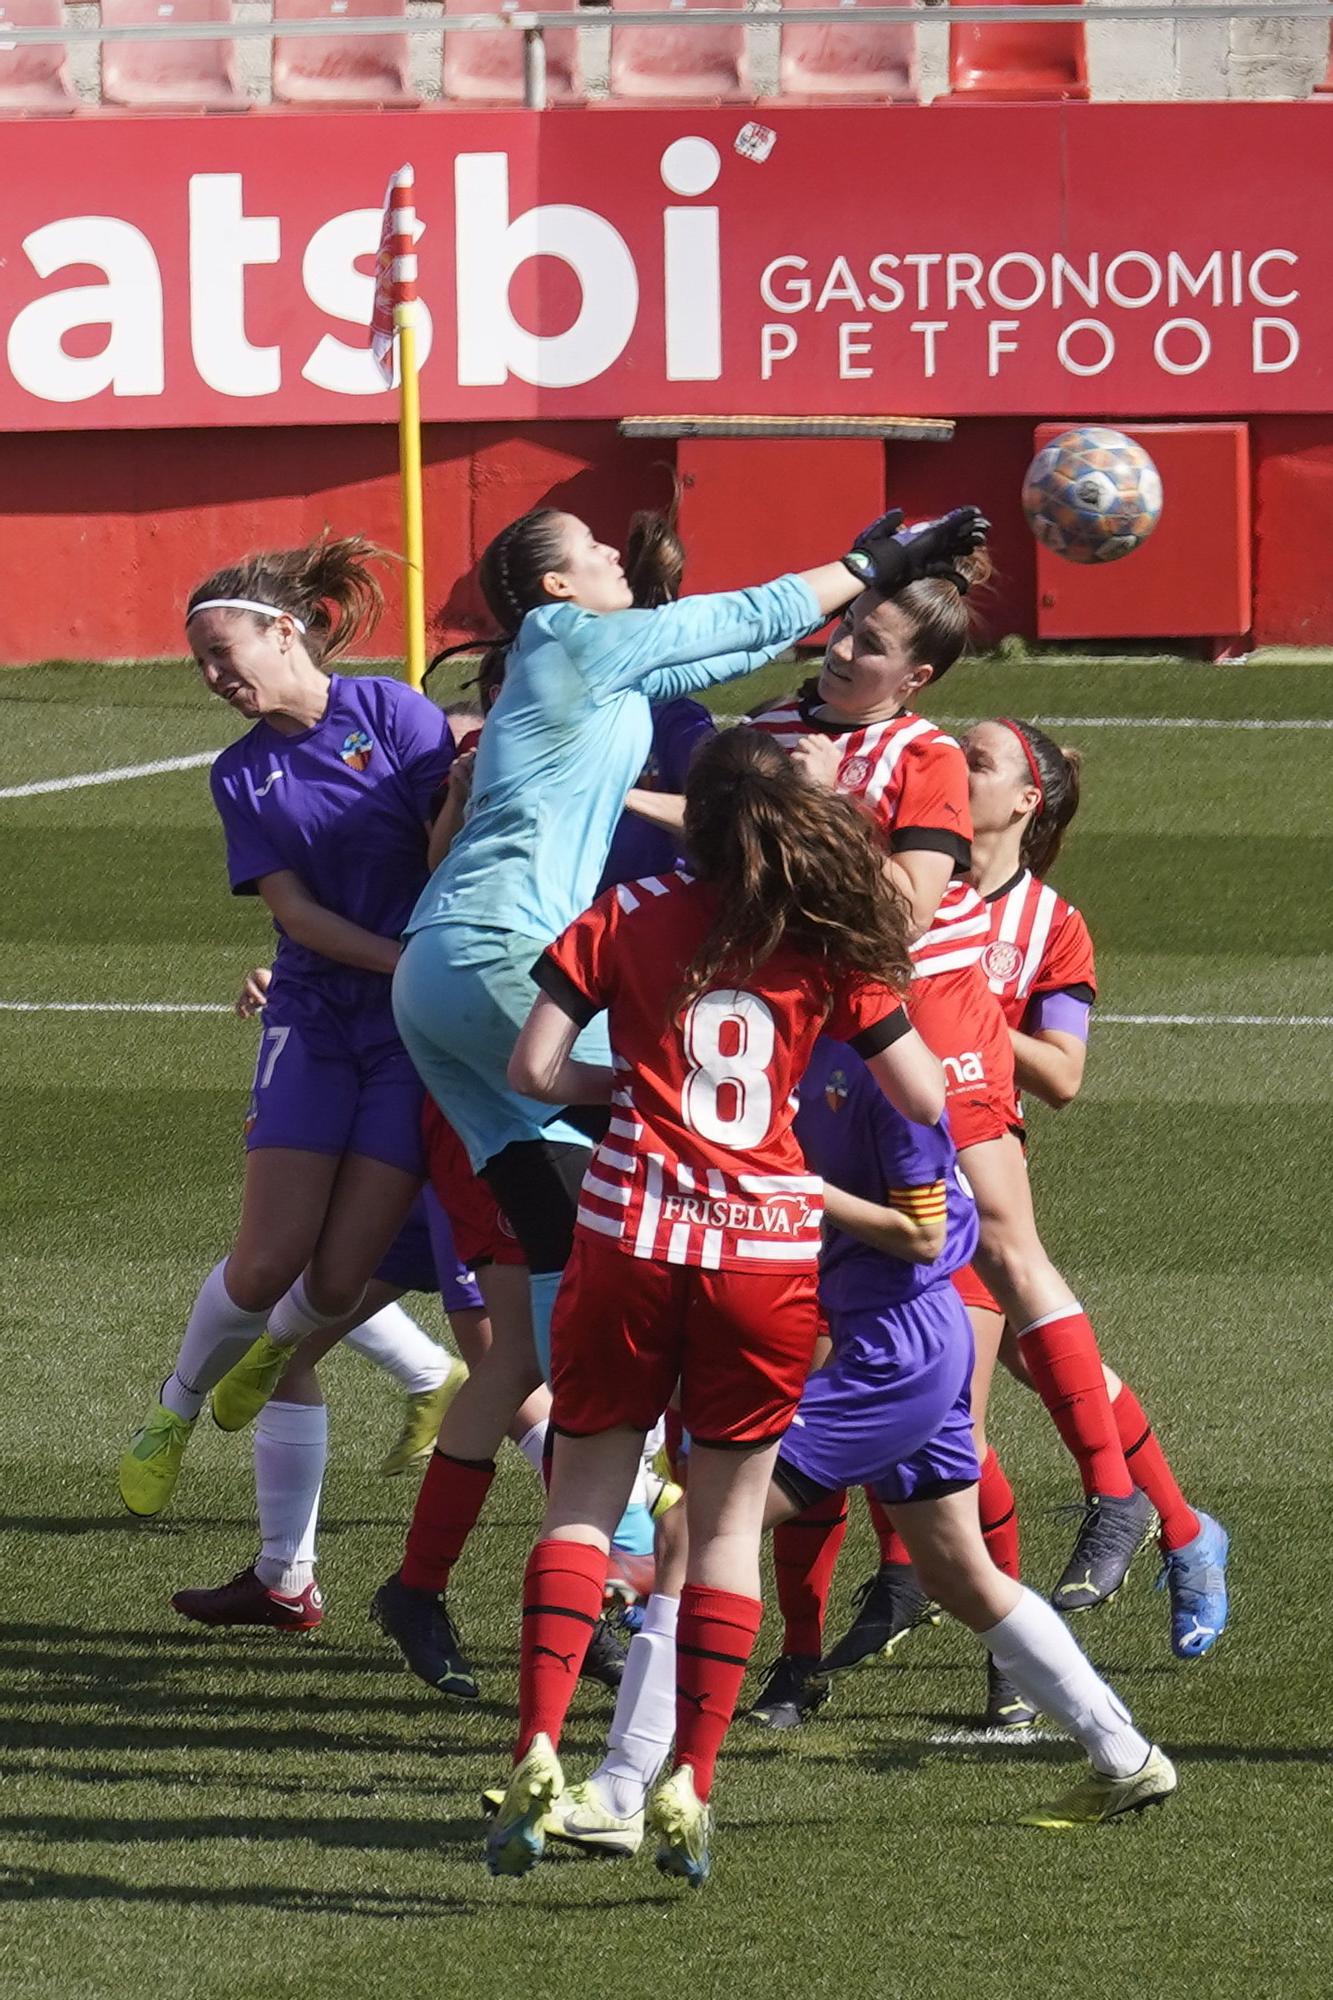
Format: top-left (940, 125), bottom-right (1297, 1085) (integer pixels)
top-left (404, 574), bottom-right (822, 946)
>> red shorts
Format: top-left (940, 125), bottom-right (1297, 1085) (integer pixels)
top-left (907, 964), bottom-right (1018, 1153)
top-left (952, 1263), bottom-right (1003, 1316)
top-left (421, 1098), bottom-right (526, 1270)
top-left (549, 1234), bottom-right (819, 1448)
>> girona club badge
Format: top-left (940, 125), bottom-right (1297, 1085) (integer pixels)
top-left (839, 756), bottom-right (872, 790)
top-left (981, 940), bottom-right (1023, 983)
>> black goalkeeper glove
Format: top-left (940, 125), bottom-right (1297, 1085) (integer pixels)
top-left (842, 506), bottom-right (990, 596)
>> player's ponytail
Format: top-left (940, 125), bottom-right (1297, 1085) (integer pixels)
top-left (625, 486), bottom-right (685, 608)
top-left (426, 637), bottom-right (510, 711)
top-left (187, 532), bottom-right (387, 666)
top-left (893, 547), bottom-right (993, 682)
top-left (680, 728), bottom-right (914, 1008)
top-left (1003, 717), bottom-right (1083, 876)
top-left (478, 509), bottom-right (570, 637)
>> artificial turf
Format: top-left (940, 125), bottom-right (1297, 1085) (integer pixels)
top-left (1, 657), bottom-right (1331, 1999)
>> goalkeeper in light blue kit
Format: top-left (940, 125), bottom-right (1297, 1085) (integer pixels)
top-left (373, 499), bottom-right (990, 1695)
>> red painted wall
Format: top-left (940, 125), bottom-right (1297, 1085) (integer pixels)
top-left (1, 415), bottom-right (1328, 662)
top-left (1250, 417), bottom-right (1333, 646)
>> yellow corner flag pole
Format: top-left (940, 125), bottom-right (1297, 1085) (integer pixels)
top-left (396, 299), bottom-right (426, 691)
top-left (373, 165), bottom-right (427, 688)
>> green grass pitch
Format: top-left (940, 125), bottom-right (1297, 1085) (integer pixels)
top-left (2, 657), bottom-right (1332, 1999)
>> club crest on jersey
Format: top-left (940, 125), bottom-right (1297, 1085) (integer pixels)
top-left (981, 940), bottom-right (1023, 983)
top-left (839, 756), bottom-right (872, 789)
top-left (825, 1069), bottom-right (849, 1113)
top-left (339, 728), bottom-right (374, 773)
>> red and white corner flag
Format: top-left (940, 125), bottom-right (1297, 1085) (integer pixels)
top-left (370, 164), bottom-right (418, 385)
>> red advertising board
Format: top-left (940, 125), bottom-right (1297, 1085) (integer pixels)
top-left (0, 102), bottom-right (1328, 432)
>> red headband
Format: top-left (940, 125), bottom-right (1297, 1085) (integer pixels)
top-left (999, 718), bottom-right (1045, 811)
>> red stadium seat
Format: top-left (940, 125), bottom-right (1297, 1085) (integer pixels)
top-left (948, 0), bottom-right (1089, 102)
top-left (0, 0), bottom-right (76, 113)
top-left (778, 0), bottom-right (916, 103)
top-left (442, 0), bottom-right (582, 105)
top-left (609, 0), bottom-right (748, 103)
top-left (101, 0), bottom-right (247, 110)
top-left (272, 0), bottom-right (418, 106)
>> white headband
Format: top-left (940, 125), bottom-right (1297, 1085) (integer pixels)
top-left (187, 597), bottom-right (307, 634)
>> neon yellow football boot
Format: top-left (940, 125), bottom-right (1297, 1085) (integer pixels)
top-left (210, 1333), bottom-right (290, 1432)
top-left (1017, 1745), bottom-right (1177, 1828)
top-left (484, 1733), bottom-right (564, 1877)
top-left (649, 1766), bottom-right (713, 1887)
top-left (380, 1362), bottom-right (469, 1477)
top-left (119, 1403), bottom-right (197, 1517)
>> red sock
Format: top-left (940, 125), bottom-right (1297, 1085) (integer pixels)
top-left (977, 1447), bottom-right (1021, 1579)
top-left (1112, 1383), bottom-right (1201, 1551)
top-left (516, 1538), bottom-right (607, 1758)
top-left (1018, 1308), bottom-right (1133, 1498)
top-left (674, 1584), bottom-right (763, 1802)
top-left (401, 1450), bottom-right (495, 1593)
top-left (772, 1490), bottom-right (848, 1658)
top-left (866, 1490), bottom-right (911, 1568)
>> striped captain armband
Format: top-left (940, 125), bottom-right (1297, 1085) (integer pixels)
top-left (888, 1183), bottom-right (948, 1226)
top-left (848, 1007), bottom-right (911, 1058)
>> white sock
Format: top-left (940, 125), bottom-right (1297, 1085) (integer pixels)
top-left (982, 1587), bottom-right (1152, 1778)
top-left (253, 1399), bottom-right (328, 1595)
top-left (343, 1303), bottom-right (449, 1394)
top-left (267, 1274), bottom-right (359, 1351)
top-left (515, 1420), bottom-right (549, 1475)
top-left (162, 1261), bottom-right (270, 1420)
top-left (589, 1592), bottom-right (679, 1817)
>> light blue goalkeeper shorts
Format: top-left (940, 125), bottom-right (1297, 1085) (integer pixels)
top-left (392, 923), bottom-right (609, 1173)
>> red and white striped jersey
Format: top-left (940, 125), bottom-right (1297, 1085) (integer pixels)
top-left (537, 870), bottom-right (908, 1272)
top-left (979, 869), bottom-right (1097, 1029)
top-left (748, 689), bottom-right (988, 981)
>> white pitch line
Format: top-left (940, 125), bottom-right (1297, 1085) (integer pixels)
top-left (0, 1002), bottom-right (1326, 1028)
top-left (0, 750), bottom-right (220, 800)
top-left (0, 1001), bottom-right (232, 1015)
top-left (1100, 1013), bottom-right (1332, 1027)
top-left (931, 715), bottom-right (1333, 732)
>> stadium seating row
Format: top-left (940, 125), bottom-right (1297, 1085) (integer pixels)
top-left (0, 0), bottom-right (1089, 114)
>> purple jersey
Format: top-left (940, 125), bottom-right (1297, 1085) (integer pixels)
top-left (210, 674), bottom-right (454, 996)
top-left (795, 1037), bottom-right (978, 1315)
top-left (597, 698), bottom-right (715, 894)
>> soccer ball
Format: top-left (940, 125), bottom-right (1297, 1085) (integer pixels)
top-left (1022, 426), bottom-right (1163, 565)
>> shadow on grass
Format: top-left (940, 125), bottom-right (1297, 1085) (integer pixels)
top-left (0, 1809), bottom-right (486, 1853)
top-left (0, 1863), bottom-right (465, 1921)
top-left (0, 1623), bottom-right (416, 1676)
top-left (0, 1859), bottom-right (682, 1918)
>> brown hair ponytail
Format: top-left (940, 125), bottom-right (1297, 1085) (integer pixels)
top-left (893, 547), bottom-right (993, 681)
top-left (187, 531), bottom-right (386, 666)
top-left (680, 728), bottom-right (914, 1008)
top-left (625, 485), bottom-right (685, 608)
top-left (1003, 717), bottom-right (1083, 876)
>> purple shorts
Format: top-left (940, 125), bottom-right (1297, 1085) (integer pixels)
top-left (777, 1284), bottom-right (979, 1508)
top-left (374, 1188), bottom-right (485, 1315)
top-left (244, 980), bottom-right (425, 1179)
